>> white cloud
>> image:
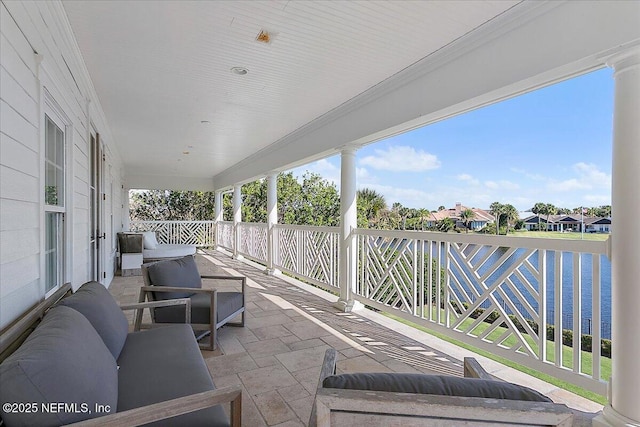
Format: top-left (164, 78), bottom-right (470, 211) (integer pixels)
top-left (457, 174), bottom-right (480, 186)
top-left (364, 184), bottom-right (434, 208)
top-left (484, 180), bottom-right (520, 190)
top-left (360, 146), bottom-right (441, 172)
top-left (549, 162), bottom-right (611, 192)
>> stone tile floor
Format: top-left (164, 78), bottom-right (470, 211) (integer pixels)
top-left (108, 250), bottom-right (602, 426)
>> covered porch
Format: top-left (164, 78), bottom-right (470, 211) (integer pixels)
top-left (110, 250), bottom-right (601, 425)
top-left (2, 0), bottom-right (640, 425)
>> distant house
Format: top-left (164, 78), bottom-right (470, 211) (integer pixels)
top-left (428, 203), bottom-right (494, 230)
top-left (522, 214), bottom-right (611, 233)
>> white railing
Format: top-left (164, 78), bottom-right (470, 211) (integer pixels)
top-left (274, 224), bottom-right (340, 291)
top-left (216, 221), bottom-right (235, 252)
top-left (238, 222), bottom-right (268, 262)
top-left (128, 219), bottom-right (610, 394)
top-left (129, 221), bottom-right (215, 247)
top-left (354, 229), bottom-right (609, 395)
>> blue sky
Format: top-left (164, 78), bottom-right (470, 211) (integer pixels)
top-left (291, 68), bottom-right (613, 213)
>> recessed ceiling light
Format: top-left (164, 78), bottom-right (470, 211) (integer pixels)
top-left (230, 67), bottom-right (248, 75)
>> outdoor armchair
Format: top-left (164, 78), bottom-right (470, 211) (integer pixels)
top-left (139, 255), bottom-right (246, 351)
top-left (310, 348), bottom-right (576, 426)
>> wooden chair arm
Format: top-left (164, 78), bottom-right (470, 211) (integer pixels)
top-left (67, 386), bottom-right (242, 427)
top-left (200, 275), bottom-right (243, 281)
top-left (317, 349), bottom-right (338, 389)
top-left (120, 299), bottom-right (191, 331)
top-left (463, 357), bottom-right (494, 380)
top-left (201, 275), bottom-right (247, 296)
top-left (140, 286), bottom-right (217, 295)
top-left (309, 349), bottom-right (339, 427)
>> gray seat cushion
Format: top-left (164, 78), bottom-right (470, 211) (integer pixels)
top-left (59, 281), bottom-right (129, 358)
top-left (153, 291), bottom-right (243, 325)
top-left (147, 255), bottom-right (202, 300)
top-left (0, 306), bottom-right (118, 426)
top-left (323, 373), bottom-right (552, 402)
top-left (117, 324), bottom-right (229, 427)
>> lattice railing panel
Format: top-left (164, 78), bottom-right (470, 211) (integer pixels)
top-left (274, 225), bottom-right (339, 289)
top-left (446, 243), bottom-right (542, 358)
top-left (354, 229), bottom-right (609, 395)
top-left (216, 221), bottom-right (235, 251)
top-left (238, 223), bottom-right (267, 263)
top-left (130, 221), bottom-right (215, 247)
top-left (357, 235), bottom-right (419, 314)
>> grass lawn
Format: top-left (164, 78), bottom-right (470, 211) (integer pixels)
top-left (508, 230), bottom-right (609, 241)
top-left (385, 311), bottom-right (609, 405)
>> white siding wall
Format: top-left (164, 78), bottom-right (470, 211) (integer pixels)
top-left (0, 1), bottom-right (123, 329)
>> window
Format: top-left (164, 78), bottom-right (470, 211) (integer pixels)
top-left (44, 113), bottom-right (66, 294)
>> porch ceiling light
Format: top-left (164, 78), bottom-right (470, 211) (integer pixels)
top-left (230, 67), bottom-right (248, 75)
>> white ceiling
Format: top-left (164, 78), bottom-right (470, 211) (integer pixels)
top-left (62, 0), bottom-right (520, 185)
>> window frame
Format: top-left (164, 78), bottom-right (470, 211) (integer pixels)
top-left (41, 89), bottom-right (71, 298)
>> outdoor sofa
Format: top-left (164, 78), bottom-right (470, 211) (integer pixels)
top-left (118, 231), bottom-right (196, 276)
top-left (0, 281), bottom-right (241, 427)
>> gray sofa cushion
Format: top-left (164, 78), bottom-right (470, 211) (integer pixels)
top-left (147, 255), bottom-right (202, 300)
top-left (59, 281), bottom-right (129, 358)
top-left (117, 324), bottom-right (229, 427)
top-left (0, 306), bottom-right (118, 426)
top-left (154, 291), bottom-right (243, 325)
top-left (322, 373), bottom-right (552, 402)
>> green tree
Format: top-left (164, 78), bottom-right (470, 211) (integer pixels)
top-left (489, 202), bottom-right (504, 235)
top-left (544, 203), bottom-right (557, 231)
top-left (357, 188), bottom-right (386, 228)
top-left (417, 208), bottom-right (431, 231)
top-left (531, 202), bottom-right (547, 231)
top-left (501, 203), bottom-right (519, 235)
top-left (459, 208), bottom-right (474, 233)
top-left (130, 190), bottom-right (216, 221)
top-left (437, 217), bottom-right (455, 232)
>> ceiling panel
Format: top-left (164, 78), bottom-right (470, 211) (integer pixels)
top-left (62, 0), bottom-right (519, 179)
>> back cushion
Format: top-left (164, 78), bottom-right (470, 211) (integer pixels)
top-left (0, 306), bottom-right (118, 426)
top-left (59, 281), bottom-right (129, 359)
top-left (142, 231), bottom-right (159, 249)
top-left (147, 255), bottom-right (202, 300)
top-left (323, 373), bottom-right (552, 402)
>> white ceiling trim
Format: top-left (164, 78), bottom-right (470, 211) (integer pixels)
top-left (213, 0), bottom-right (640, 190)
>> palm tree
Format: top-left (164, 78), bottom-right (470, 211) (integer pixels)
top-left (489, 202), bottom-right (504, 235)
top-left (357, 188), bottom-right (386, 228)
top-left (459, 208), bottom-right (475, 233)
top-left (545, 203), bottom-right (557, 231)
top-left (531, 202), bottom-right (547, 231)
top-left (437, 217), bottom-right (455, 232)
top-left (417, 208), bottom-right (430, 230)
top-left (501, 204), bottom-right (518, 235)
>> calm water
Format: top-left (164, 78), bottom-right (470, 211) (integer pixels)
top-left (445, 244), bottom-right (612, 339)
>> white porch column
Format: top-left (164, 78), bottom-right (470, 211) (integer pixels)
top-left (233, 184), bottom-right (243, 260)
top-left (123, 187), bottom-right (131, 231)
top-left (265, 173), bottom-right (280, 275)
top-left (214, 190), bottom-right (223, 250)
top-left (334, 148), bottom-right (363, 312)
top-left (595, 47), bottom-right (640, 427)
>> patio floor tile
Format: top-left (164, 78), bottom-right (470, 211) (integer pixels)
top-left (238, 364), bottom-right (299, 395)
top-left (107, 250), bottom-right (603, 425)
top-left (253, 390), bottom-right (298, 425)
